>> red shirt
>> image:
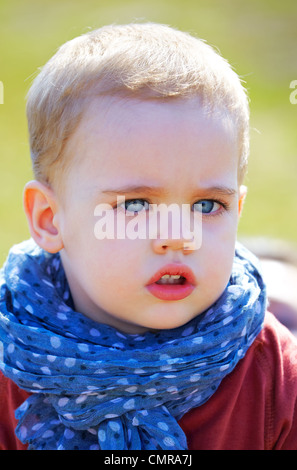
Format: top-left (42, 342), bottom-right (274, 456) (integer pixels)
top-left (1, 312), bottom-right (297, 450)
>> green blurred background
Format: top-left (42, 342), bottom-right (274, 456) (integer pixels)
top-left (0, 0), bottom-right (296, 264)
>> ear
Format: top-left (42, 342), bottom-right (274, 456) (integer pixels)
top-left (23, 180), bottom-right (64, 253)
top-left (238, 185), bottom-right (247, 217)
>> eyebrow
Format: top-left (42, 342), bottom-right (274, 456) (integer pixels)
top-left (101, 185), bottom-right (237, 198)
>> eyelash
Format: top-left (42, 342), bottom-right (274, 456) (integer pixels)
top-left (116, 198), bottom-right (230, 217)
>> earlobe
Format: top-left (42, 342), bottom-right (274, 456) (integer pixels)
top-left (238, 185), bottom-right (247, 217)
top-left (23, 180), bottom-right (64, 253)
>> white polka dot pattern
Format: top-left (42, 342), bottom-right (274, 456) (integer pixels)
top-left (0, 239), bottom-right (266, 449)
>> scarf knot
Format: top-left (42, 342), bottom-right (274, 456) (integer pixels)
top-left (0, 239), bottom-right (266, 450)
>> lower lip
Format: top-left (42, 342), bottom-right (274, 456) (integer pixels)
top-left (146, 282), bottom-right (195, 301)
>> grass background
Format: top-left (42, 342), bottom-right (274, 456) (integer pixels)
top-left (0, 0), bottom-right (296, 264)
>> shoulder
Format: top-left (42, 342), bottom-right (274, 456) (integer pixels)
top-left (227, 311), bottom-right (297, 396)
top-left (254, 311), bottom-right (297, 382)
top-left (180, 312), bottom-right (297, 450)
top-left (254, 312), bottom-right (297, 449)
top-left (0, 371), bottom-right (30, 450)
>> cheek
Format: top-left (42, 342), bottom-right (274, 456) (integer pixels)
top-left (200, 221), bottom-right (237, 283)
top-left (201, 206), bottom-right (238, 249)
top-left (87, 239), bottom-right (146, 292)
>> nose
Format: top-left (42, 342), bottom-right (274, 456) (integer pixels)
top-left (149, 204), bottom-right (200, 254)
top-left (152, 237), bottom-right (195, 254)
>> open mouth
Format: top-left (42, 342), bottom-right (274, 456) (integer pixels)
top-left (155, 274), bottom-right (187, 285)
top-left (146, 265), bottom-right (196, 301)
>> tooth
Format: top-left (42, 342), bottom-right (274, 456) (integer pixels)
top-left (156, 274), bottom-right (183, 285)
top-left (161, 274), bottom-right (181, 279)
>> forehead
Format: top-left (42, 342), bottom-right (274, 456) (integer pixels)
top-left (62, 96), bottom-right (239, 197)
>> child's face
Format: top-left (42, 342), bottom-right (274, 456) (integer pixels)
top-left (56, 96), bottom-right (244, 333)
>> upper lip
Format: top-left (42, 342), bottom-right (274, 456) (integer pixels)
top-left (146, 264), bottom-right (197, 286)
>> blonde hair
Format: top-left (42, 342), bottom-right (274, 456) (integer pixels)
top-left (26, 23), bottom-right (249, 186)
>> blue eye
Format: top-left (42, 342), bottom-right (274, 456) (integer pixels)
top-left (122, 199), bottom-right (149, 214)
top-left (193, 200), bottom-right (220, 214)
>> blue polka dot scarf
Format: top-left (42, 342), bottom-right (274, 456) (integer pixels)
top-left (0, 239), bottom-right (266, 450)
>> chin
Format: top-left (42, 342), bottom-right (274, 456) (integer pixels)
top-left (140, 304), bottom-right (200, 332)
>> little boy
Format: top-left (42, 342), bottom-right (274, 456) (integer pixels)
top-left (1, 23), bottom-right (297, 450)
